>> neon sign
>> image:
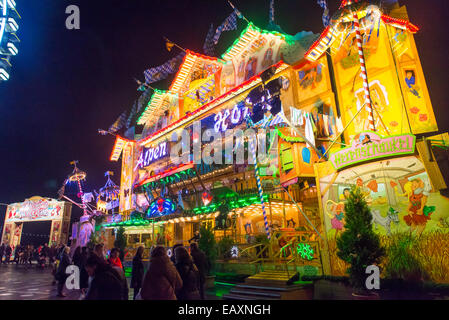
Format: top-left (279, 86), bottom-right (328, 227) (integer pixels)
top-left (147, 197), bottom-right (176, 218)
top-left (138, 141), bottom-right (169, 168)
top-left (329, 132), bottom-right (416, 170)
top-left (214, 103), bottom-right (249, 133)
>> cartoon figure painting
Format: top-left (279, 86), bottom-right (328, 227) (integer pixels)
top-left (244, 57), bottom-right (258, 81)
top-left (403, 178), bottom-right (435, 235)
top-left (405, 70), bottom-right (421, 98)
top-left (325, 188), bottom-right (350, 238)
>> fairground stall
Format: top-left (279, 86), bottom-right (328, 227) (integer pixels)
top-left (98, 0), bottom-right (449, 282)
top-left (1, 196), bottom-right (72, 248)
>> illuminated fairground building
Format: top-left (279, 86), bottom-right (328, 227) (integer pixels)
top-left (100, 1), bottom-right (449, 282)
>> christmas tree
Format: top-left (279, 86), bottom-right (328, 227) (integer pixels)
top-left (336, 186), bottom-right (385, 293)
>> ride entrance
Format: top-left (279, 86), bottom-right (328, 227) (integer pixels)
top-left (1, 196), bottom-right (72, 248)
top-left (20, 221), bottom-right (51, 247)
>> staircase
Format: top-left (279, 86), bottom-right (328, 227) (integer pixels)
top-left (223, 270), bottom-right (312, 300)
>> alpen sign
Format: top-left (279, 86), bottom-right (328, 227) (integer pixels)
top-left (330, 132), bottom-right (416, 170)
top-left (138, 141), bottom-right (169, 168)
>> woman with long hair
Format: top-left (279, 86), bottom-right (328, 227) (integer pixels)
top-left (140, 246), bottom-right (182, 300)
top-left (131, 246), bottom-right (145, 299)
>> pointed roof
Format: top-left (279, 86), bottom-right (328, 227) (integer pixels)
top-left (221, 22), bottom-right (288, 62)
top-left (304, 2), bottom-right (419, 62)
top-left (110, 136), bottom-right (134, 162)
top-left (169, 50), bottom-right (223, 95)
top-left (136, 89), bottom-right (170, 126)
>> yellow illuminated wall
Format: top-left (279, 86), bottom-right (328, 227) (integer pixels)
top-left (331, 21), bottom-right (438, 141)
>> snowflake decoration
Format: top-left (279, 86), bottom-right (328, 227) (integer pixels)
top-left (230, 245), bottom-right (239, 258)
top-left (297, 243), bottom-right (314, 261)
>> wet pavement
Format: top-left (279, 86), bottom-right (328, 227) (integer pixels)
top-left (0, 262), bottom-right (222, 300)
top-left (0, 263), bottom-right (80, 300)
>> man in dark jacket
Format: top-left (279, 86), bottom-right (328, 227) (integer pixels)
top-left (190, 243), bottom-right (209, 299)
top-left (85, 254), bottom-right (126, 300)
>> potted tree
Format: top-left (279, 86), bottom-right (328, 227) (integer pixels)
top-left (217, 236), bottom-right (234, 261)
top-left (336, 186), bottom-right (385, 298)
top-left (114, 226), bottom-right (128, 264)
top-left (198, 225), bottom-right (217, 289)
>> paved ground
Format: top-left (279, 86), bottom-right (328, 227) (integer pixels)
top-left (0, 263), bottom-right (224, 300)
top-left (0, 263), bottom-right (79, 300)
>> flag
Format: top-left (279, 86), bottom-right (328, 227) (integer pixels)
top-left (203, 23), bottom-right (216, 56)
top-left (213, 10), bottom-right (239, 45)
top-left (109, 110), bottom-right (128, 133)
top-left (165, 39), bottom-right (175, 52)
top-left (143, 52), bottom-right (186, 84)
top-left (58, 179), bottom-right (68, 199)
top-left (126, 101), bottom-right (138, 128)
top-left (317, 0), bottom-right (330, 27)
top-left (269, 0), bottom-right (275, 24)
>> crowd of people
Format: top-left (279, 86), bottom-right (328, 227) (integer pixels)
top-left (0, 240), bottom-right (210, 300)
top-left (53, 242), bottom-right (209, 300)
top-left (0, 243), bottom-right (57, 267)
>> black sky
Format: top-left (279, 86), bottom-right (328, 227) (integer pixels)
top-left (0, 0), bottom-right (448, 228)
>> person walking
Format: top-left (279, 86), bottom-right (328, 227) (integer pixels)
top-left (140, 246), bottom-right (182, 300)
top-left (84, 254), bottom-right (126, 300)
top-left (55, 246), bottom-right (71, 297)
top-left (4, 244), bottom-right (12, 264)
top-left (0, 243), bottom-right (5, 264)
top-left (190, 242), bottom-right (209, 300)
top-left (93, 244), bottom-right (105, 260)
top-left (174, 246), bottom-right (200, 300)
top-left (170, 243), bottom-right (183, 265)
top-left (130, 246), bottom-right (144, 300)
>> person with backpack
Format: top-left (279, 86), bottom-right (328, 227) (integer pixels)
top-left (174, 246), bottom-right (200, 300)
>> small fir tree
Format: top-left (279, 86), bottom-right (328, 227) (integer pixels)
top-left (114, 226), bottom-right (127, 261)
top-left (336, 186), bottom-right (385, 293)
top-left (198, 225), bottom-right (217, 275)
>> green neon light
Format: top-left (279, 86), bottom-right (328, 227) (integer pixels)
top-left (275, 127), bottom-right (305, 143)
top-left (137, 89), bottom-right (167, 124)
top-left (297, 243), bottom-right (314, 261)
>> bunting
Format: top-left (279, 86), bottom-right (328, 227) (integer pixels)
top-left (213, 10), bottom-right (239, 45)
top-left (269, 0), bottom-right (275, 24)
top-left (126, 101), bottom-right (138, 128)
top-left (317, 0), bottom-right (331, 27)
top-left (143, 52), bottom-right (186, 84)
top-left (108, 110), bottom-right (128, 133)
top-left (203, 23), bottom-right (216, 57)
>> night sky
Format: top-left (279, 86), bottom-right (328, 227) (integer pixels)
top-left (0, 0), bottom-right (448, 234)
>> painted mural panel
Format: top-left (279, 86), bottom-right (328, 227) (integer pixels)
top-left (317, 156), bottom-right (449, 281)
top-left (387, 25), bottom-right (438, 134)
top-left (295, 57), bottom-right (330, 103)
top-left (232, 34), bottom-right (283, 87)
top-left (332, 22), bottom-right (437, 139)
